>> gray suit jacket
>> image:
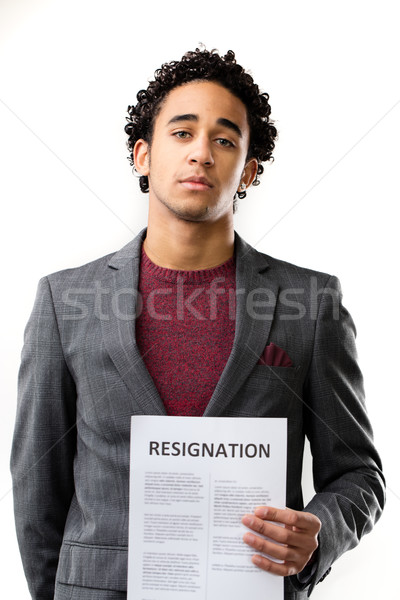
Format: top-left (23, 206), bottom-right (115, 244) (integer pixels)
top-left (11, 229), bottom-right (385, 600)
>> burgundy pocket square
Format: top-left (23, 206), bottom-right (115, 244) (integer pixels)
top-left (257, 342), bottom-right (293, 367)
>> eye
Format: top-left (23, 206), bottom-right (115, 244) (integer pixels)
top-left (174, 131), bottom-right (191, 139)
top-left (216, 138), bottom-right (234, 147)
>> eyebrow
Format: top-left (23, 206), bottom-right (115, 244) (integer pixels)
top-left (167, 114), bottom-right (243, 138)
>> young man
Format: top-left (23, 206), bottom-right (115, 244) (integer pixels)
top-left (11, 49), bottom-right (385, 600)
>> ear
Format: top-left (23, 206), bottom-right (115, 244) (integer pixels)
top-left (133, 139), bottom-right (150, 176)
top-left (238, 158), bottom-right (258, 191)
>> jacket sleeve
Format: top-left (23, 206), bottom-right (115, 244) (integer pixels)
top-left (290, 275), bottom-right (385, 596)
top-left (10, 277), bottom-right (77, 600)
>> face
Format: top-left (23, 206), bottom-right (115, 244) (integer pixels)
top-left (134, 81), bottom-right (258, 223)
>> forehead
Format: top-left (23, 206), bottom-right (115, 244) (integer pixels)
top-left (155, 80), bottom-right (250, 133)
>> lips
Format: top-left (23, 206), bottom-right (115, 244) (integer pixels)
top-left (180, 176), bottom-right (213, 191)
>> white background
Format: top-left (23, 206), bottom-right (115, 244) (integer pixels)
top-left (0, 0), bottom-right (398, 597)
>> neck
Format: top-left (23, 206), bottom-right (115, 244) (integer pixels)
top-left (144, 210), bottom-right (235, 271)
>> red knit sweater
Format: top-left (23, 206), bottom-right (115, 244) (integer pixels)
top-left (135, 246), bottom-right (236, 416)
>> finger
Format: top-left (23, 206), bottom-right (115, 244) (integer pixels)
top-left (243, 531), bottom-right (299, 563)
top-left (254, 506), bottom-right (321, 533)
top-left (242, 514), bottom-right (298, 546)
top-left (251, 554), bottom-right (298, 577)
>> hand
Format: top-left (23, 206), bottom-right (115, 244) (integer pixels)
top-left (242, 506), bottom-right (321, 576)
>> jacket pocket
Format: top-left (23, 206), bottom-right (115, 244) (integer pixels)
top-left (56, 541), bottom-right (128, 592)
top-left (225, 365), bottom-right (303, 418)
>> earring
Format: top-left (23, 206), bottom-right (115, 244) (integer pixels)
top-left (239, 182), bottom-right (246, 191)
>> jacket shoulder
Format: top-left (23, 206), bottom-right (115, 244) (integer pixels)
top-left (256, 248), bottom-right (337, 290)
top-left (43, 230), bottom-right (146, 289)
top-left (45, 251), bottom-right (117, 287)
top-left (266, 253), bottom-right (333, 282)
top-left (235, 232), bottom-right (336, 288)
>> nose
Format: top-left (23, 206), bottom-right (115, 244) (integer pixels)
top-left (187, 135), bottom-right (214, 167)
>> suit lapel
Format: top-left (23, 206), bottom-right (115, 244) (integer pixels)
top-left (204, 233), bottom-right (279, 416)
top-left (100, 229), bottom-right (278, 417)
top-left (101, 229), bottom-right (166, 415)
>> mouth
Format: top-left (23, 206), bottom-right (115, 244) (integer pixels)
top-left (180, 176), bottom-right (214, 191)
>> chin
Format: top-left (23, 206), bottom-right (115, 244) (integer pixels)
top-left (162, 197), bottom-right (212, 222)
top-left (172, 205), bottom-right (211, 222)
top-left (157, 192), bottom-right (231, 223)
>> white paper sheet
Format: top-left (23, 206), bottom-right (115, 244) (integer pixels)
top-left (128, 416), bottom-right (287, 600)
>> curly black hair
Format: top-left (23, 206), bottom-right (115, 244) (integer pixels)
top-left (125, 48), bottom-right (278, 212)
